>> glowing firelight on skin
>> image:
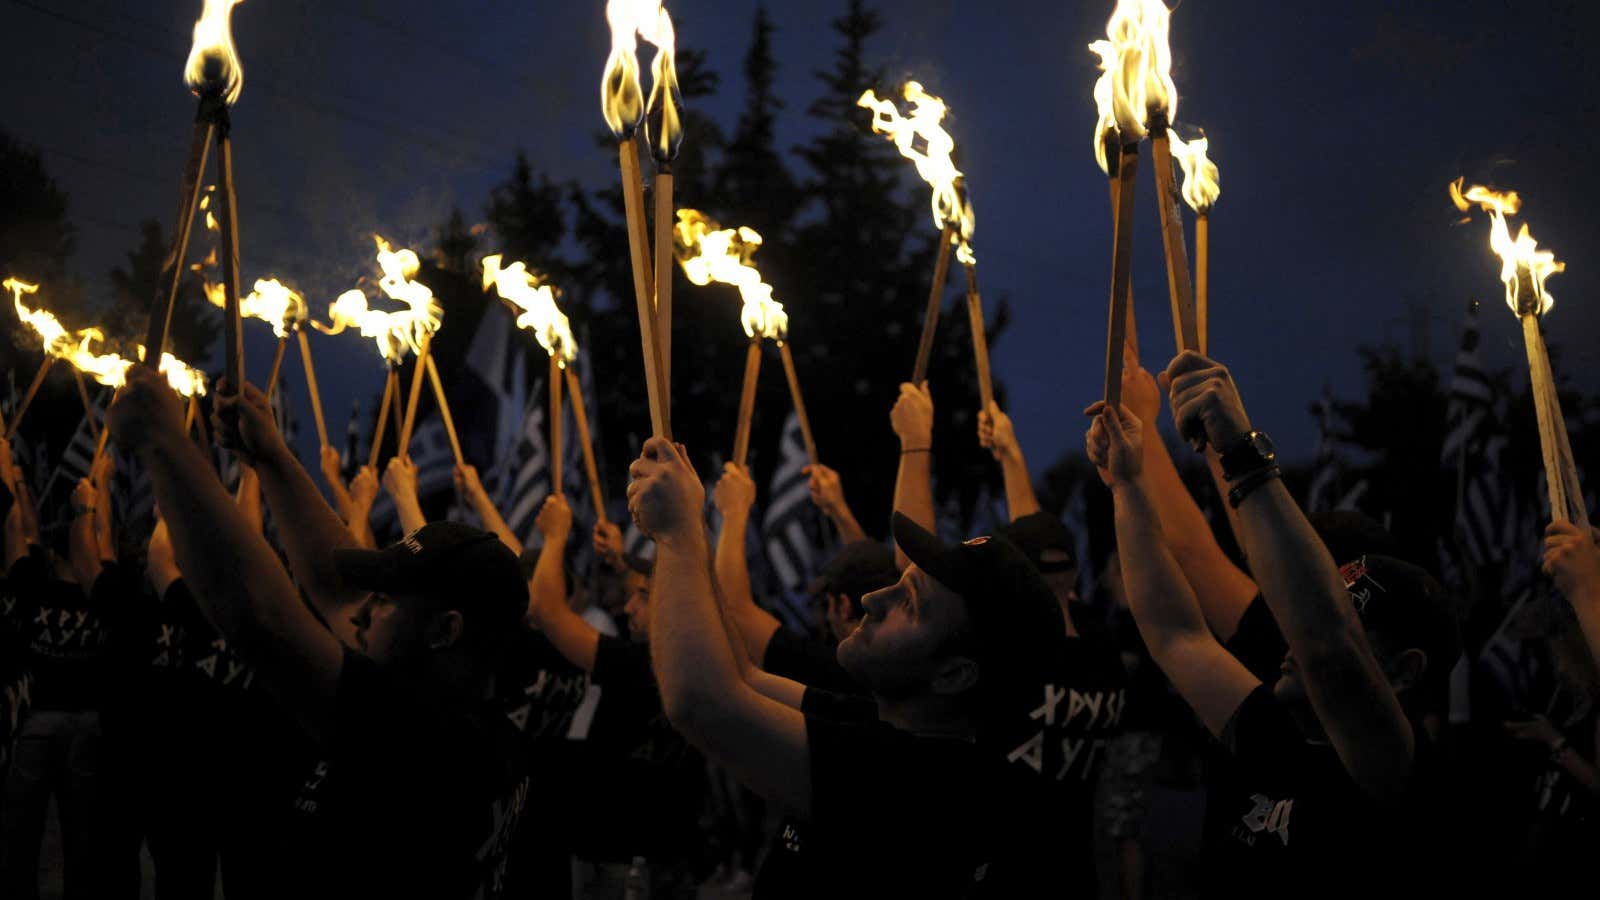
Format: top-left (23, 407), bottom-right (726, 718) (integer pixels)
top-left (857, 81), bottom-right (977, 264)
top-left (1450, 178), bottom-right (1563, 317)
top-left (1090, 0), bottom-right (1177, 150)
top-left (481, 255), bottom-right (578, 364)
top-left (1169, 132), bottom-right (1220, 213)
top-left (314, 238), bottom-right (443, 365)
top-left (673, 210), bottom-right (788, 341)
top-left (184, 0), bottom-right (245, 105)
top-left (5, 277), bottom-right (206, 396)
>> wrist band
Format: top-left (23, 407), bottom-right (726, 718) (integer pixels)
top-left (1228, 465), bottom-right (1281, 509)
top-left (901, 447), bottom-right (931, 455)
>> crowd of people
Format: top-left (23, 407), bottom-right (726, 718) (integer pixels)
top-left (2, 344), bottom-right (1598, 898)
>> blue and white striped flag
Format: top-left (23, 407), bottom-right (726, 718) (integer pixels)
top-left (763, 412), bottom-right (823, 592)
top-left (492, 393), bottom-right (551, 545)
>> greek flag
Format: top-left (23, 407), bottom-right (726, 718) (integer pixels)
top-left (763, 412), bottom-right (823, 592)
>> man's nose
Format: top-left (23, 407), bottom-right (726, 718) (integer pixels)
top-left (860, 588), bottom-right (891, 621)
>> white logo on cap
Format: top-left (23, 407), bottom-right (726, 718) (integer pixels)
top-left (963, 536), bottom-right (990, 547)
top-left (400, 530), bottom-right (424, 554)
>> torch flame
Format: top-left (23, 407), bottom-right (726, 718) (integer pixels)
top-left (673, 210), bottom-right (788, 341)
top-left (600, 0), bottom-right (659, 140)
top-left (6, 277), bottom-right (206, 396)
top-left (1450, 178), bottom-right (1563, 317)
top-left (313, 238), bottom-right (442, 365)
top-left (1089, 0), bottom-right (1177, 155)
top-left (857, 81), bottom-right (977, 262)
top-left (481, 255), bottom-right (578, 363)
top-left (645, 7), bottom-right (684, 162)
top-left (1168, 131), bottom-right (1220, 213)
top-left (206, 277), bottom-right (308, 339)
top-left (184, 0), bottom-right (245, 105)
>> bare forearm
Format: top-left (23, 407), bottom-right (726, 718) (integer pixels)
top-left (93, 476), bottom-right (115, 562)
top-left (1233, 481), bottom-right (1359, 654)
top-left (135, 433), bottom-right (302, 644)
top-left (715, 510), bottom-right (781, 659)
top-left (1144, 431), bottom-right (1256, 636)
top-left (471, 494), bottom-right (523, 557)
top-left (529, 530), bottom-right (570, 621)
top-left (68, 513), bottom-right (101, 588)
top-left (393, 497), bottom-right (426, 534)
top-left (254, 444), bottom-right (360, 612)
top-left (826, 505), bottom-right (868, 545)
top-left (893, 452), bottom-right (934, 569)
top-left (1113, 480), bottom-right (1212, 647)
top-left (999, 451), bottom-right (1041, 520)
top-left (651, 529), bottom-right (745, 717)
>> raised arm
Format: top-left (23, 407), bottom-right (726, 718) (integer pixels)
top-left (631, 438), bottom-right (810, 816)
top-left (890, 382), bottom-right (935, 570)
top-left (526, 494), bottom-right (598, 672)
top-left (67, 478), bottom-right (102, 588)
top-left (343, 466), bottom-right (379, 549)
top-left (89, 450), bottom-right (116, 563)
top-left (455, 464), bottom-right (522, 557)
top-left (1167, 351), bottom-right (1414, 797)
top-left (978, 403), bottom-right (1041, 520)
top-left (235, 465), bottom-right (262, 533)
top-left (712, 463), bottom-right (783, 660)
top-left (146, 510), bottom-right (182, 598)
top-left (593, 519), bottom-right (625, 572)
top-left (1117, 353), bottom-right (1257, 640)
top-left (1088, 402), bottom-right (1259, 736)
top-left (382, 457), bottom-right (426, 535)
top-left (805, 463), bottom-right (868, 544)
top-left (116, 369), bottom-right (343, 738)
top-left (214, 380), bottom-right (364, 628)
top-left (1544, 521), bottom-right (1600, 672)
top-left (318, 446), bottom-right (355, 520)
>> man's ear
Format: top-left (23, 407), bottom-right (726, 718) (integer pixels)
top-left (931, 655), bottom-right (981, 697)
top-left (1383, 647), bottom-right (1427, 694)
top-left (427, 609), bottom-right (465, 650)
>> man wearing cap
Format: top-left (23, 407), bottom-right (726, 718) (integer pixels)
top-left (628, 438), bottom-right (1058, 896)
top-left (712, 464), bottom-right (896, 695)
top-left (107, 366), bottom-right (528, 899)
top-left (1088, 350), bottom-right (1457, 896)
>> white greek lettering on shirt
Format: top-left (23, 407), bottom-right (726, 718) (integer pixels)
top-left (1239, 793), bottom-right (1293, 847)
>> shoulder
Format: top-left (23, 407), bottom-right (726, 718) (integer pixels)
top-left (591, 634), bottom-right (651, 686)
top-left (801, 687), bottom-right (878, 724)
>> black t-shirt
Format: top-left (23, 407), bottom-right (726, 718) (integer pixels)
top-left (279, 649), bottom-right (529, 899)
top-left (0, 571), bottom-right (34, 777)
top-left (10, 550), bottom-right (119, 712)
top-left (1200, 685), bottom-right (1438, 897)
top-left (753, 688), bottom-right (1054, 898)
top-left (571, 635), bottom-right (704, 864)
top-left (105, 578), bottom-right (314, 823)
top-left (1528, 694), bottom-right (1598, 833)
top-left (989, 628), bottom-right (1128, 898)
top-left (1225, 594), bottom-right (1288, 684)
top-left (762, 626), bottom-right (863, 695)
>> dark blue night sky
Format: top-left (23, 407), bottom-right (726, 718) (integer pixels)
top-left (3, 0), bottom-right (1598, 471)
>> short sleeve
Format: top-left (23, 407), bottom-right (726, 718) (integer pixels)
top-left (1224, 594), bottom-right (1288, 682)
top-left (801, 687), bottom-right (878, 724)
top-left (806, 715), bottom-right (901, 826)
top-left (591, 634), bottom-right (653, 690)
top-left (1220, 684), bottom-right (1299, 765)
top-left (763, 628), bottom-right (861, 694)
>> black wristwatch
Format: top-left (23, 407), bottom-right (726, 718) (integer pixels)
top-left (1219, 431), bottom-right (1277, 482)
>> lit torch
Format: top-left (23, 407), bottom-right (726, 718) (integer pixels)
top-left (482, 255), bottom-right (591, 498)
top-left (857, 81), bottom-right (976, 388)
top-left (674, 210), bottom-right (816, 467)
top-left (600, 0), bottom-right (676, 439)
top-left (1170, 132), bottom-right (1220, 354)
top-left (315, 238), bottom-right (441, 468)
top-left (148, 0), bottom-right (249, 399)
top-left (1450, 179), bottom-right (1586, 527)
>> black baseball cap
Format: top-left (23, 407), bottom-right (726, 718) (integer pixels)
top-left (808, 541), bottom-right (900, 601)
top-left (1310, 511), bottom-right (1398, 566)
top-left (1340, 555), bottom-right (1461, 689)
top-left (891, 513), bottom-right (1068, 716)
top-left (335, 522), bottom-right (528, 648)
top-left (998, 512), bottom-right (1078, 575)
